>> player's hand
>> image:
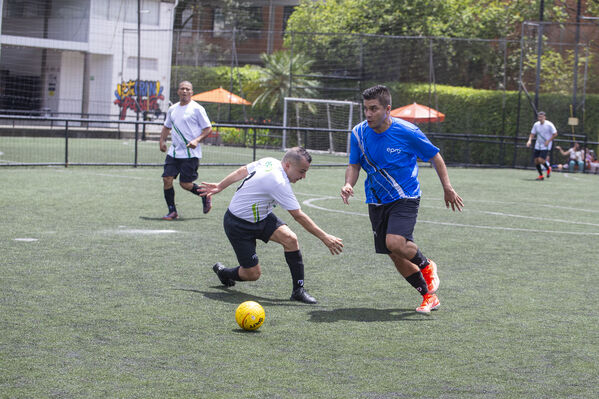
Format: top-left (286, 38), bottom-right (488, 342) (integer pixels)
top-left (198, 182), bottom-right (220, 197)
top-left (526, 141), bottom-right (531, 148)
top-left (187, 140), bottom-right (198, 149)
top-left (444, 187), bottom-right (464, 212)
top-left (340, 184), bottom-right (354, 205)
top-left (159, 141), bottom-right (167, 152)
top-left (323, 234), bottom-right (343, 255)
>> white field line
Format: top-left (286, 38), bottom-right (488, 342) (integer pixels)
top-left (298, 195), bottom-right (599, 236)
top-left (295, 191), bottom-right (599, 216)
top-left (562, 173), bottom-right (582, 180)
top-left (109, 229), bottom-right (178, 234)
top-left (449, 198), bottom-right (599, 214)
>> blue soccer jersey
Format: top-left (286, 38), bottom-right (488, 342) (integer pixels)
top-left (349, 118), bottom-right (439, 204)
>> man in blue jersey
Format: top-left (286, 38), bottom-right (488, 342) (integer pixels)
top-left (340, 85), bottom-right (463, 314)
top-left (159, 81), bottom-right (213, 219)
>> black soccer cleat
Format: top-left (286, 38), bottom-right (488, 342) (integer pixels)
top-left (290, 287), bottom-right (317, 304)
top-left (202, 195), bottom-right (212, 214)
top-left (213, 262), bottom-right (235, 287)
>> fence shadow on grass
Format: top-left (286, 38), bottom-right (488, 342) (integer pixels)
top-left (307, 307), bottom-right (430, 323)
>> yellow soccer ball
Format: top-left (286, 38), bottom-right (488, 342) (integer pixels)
top-left (235, 301), bottom-right (265, 331)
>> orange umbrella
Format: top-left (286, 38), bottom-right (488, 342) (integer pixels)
top-left (390, 102), bottom-right (445, 123)
top-left (191, 87), bottom-right (251, 105)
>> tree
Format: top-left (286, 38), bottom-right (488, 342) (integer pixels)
top-left (253, 51), bottom-right (319, 144)
top-left (283, 1), bottom-right (579, 90)
top-left (174, 0), bottom-right (262, 39)
top-left (286, 0), bottom-right (569, 39)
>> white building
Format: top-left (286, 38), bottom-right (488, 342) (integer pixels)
top-left (0, 0), bottom-right (177, 120)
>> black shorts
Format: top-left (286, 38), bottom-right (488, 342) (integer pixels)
top-left (368, 198), bottom-right (420, 254)
top-left (223, 209), bottom-right (286, 268)
top-left (533, 149), bottom-right (549, 160)
top-left (162, 155), bottom-right (199, 183)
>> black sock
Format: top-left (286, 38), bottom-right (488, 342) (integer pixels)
top-left (410, 249), bottom-right (430, 270)
top-left (536, 164), bottom-right (543, 176)
top-left (405, 271), bottom-right (428, 295)
top-left (285, 250), bottom-right (305, 290)
top-left (545, 161), bottom-right (551, 170)
top-left (222, 266), bottom-right (243, 281)
top-left (164, 187), bottom-right (176, 212)
top-left (191, 184), bottom-right (202, 196)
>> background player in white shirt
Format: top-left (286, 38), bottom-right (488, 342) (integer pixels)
top-left (200, 147), bottom-right (343, 304)
top-left (159, 81), bottom-right (213, 219)
top-left (526, 111), bottom-right (558, 180)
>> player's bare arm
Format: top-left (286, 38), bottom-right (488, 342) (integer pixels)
top-left (430, 153), bottom-right (464, 212)
top-left (526, 133), bottom-right (535, 148)
top-left (200, 166), bottom-right (249, 197)
top-left (159, 126), bottom-right (171, 152)
top-left (287, 209), bottom-right (343, 255)
top-left (341, 164), bottom-right (361, 205)
top-left (187, 127), bottom-right (213, 149)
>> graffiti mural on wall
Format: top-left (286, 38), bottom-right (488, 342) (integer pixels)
top-left (114, 80), bottom-right (165, 120)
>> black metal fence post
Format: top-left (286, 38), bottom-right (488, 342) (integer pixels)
top-left (134, 120), bottom-right (139, 167)
top-left (64, 120), bottom-right (69, 167)
top-left (252, 127), bottom-right (257, 161)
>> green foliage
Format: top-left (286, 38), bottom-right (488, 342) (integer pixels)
top-left (384, 82), bottom-right (599, 165)
top-left (522, 47), bottom-right (595, 96)
top-left (170, 64), bottom-right (262, 102)
top-left (217, 126), bottom-right (282, 148)
top-left (287, 0), bottom-right (566, 39)
top-left (284, 1), bottom-right (575, 92)
top-left (171, 51), bottom-right (321, 124)
top-left (253, 50), bottom-right (320, 112)
top-left (171, 63), bottom-right (599, 148)
top-left (170, 65), bottom-right (273, 122)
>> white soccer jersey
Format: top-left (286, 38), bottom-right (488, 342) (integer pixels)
top-left (531, 120), bottom-right (557, 150)
top-left (164, 101), bottom-right (211, 158)
top-left (228, 158), bottom-right (300, 223)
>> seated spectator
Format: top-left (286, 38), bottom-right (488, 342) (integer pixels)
top-left (556, 142), bottom-right (584, 172)
top-left (587, 149), bottom-right (599, 174)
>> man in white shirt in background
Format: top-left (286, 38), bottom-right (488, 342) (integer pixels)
top-left (159, 81), bottom-right (213, 220)
top-left (200, 147), bottom-right (344, 304)
top-left (526, 111), bottom-right (558, 181)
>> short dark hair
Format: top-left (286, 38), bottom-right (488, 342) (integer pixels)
top-left (538, 111), bottom-right (546, 116)
top-left (282, 146), bottom-right (312, 164)
top-left (362, 85), bottom-right (391, 108)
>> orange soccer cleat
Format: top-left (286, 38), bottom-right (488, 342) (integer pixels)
top-left (421, 259), bottom-right (440, 294)
top-left (416, 293), bottom-right (440, 314)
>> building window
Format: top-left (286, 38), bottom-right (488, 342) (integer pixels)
top-left (108, 0), bottom-right (159, 26)
top-left (212, 6), bottom-right (263, 39)
top-left (127, 57), bottom-right (158, 71)
top-left (244, 7), bottom-right (263, 38)
top-left (2, 0), bottom-right (90, 42)
top-left (212, 7), bottom-right (226, 38)
top-left (181, 7), bottom-right (193, 37)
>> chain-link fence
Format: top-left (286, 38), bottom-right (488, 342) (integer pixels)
top-left (2, 22), bottom-right (599, 168)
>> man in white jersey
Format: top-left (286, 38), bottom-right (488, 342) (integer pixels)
top-left (159, 81), bottom-right (213, 220)
top-left (200, 147), bottom-right (343, 304)
top-left (526, 111), bottom-right (557, 180)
